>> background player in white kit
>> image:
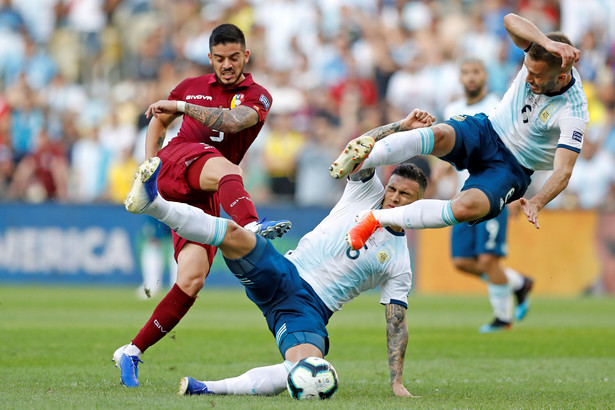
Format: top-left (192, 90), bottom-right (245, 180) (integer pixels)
top-left (332, 13), bottom-right (589, 252)
top-left (122, 110), bottom-right (435, 397)
top-left (440, 58), bottom-right (533, 333)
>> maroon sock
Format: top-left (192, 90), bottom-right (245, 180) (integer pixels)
top-left (131, 284), bottom-right (195, 353)
top-left (218, 174), bottom-right (258, 227)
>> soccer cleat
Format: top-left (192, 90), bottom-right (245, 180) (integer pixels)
top-left (124, 157), bottom-right (161, 214)
top-left (346, 210), bottom-right (381, 250)
top-left (244, 218), bottom-right (292, 239)
top-left (329, 136), bottom-right (375, 179)
top-left (113, 346), bottom-right (143, 387)
top-left (178, 377), bottom-right (214, 396)
top-left (514, 276), bottom-right (534, 321)
top-left (479, 318), bottom-right (512, 333)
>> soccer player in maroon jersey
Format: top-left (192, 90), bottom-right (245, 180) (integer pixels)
top-left (112, 23), bottom-right (291, 387)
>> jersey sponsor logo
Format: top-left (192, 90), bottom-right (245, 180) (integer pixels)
top-left (572, 130), bottom-right (583, 143)
top-left (539, 104), bottom-right (554, 124)
top-left (451, 115), bottom-right (467, 122)
top-left (377, 249), bottom-right (390, 264)
top-left (230, 93), bottom-right (245, 109)
top-left (259, 94), bottom-right (270, 110)
top-left (186, 95), bottom-right (213, 100)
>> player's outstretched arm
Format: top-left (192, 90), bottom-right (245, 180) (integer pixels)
top-left (362, 109), bottom-right (435, 144)
top-left (146, 100), bottom-right (259, 133)
top-left (519, 148), bottom-right (578, 229)
top-left (385, 303), bottom-right (417, 398)
top-left (504, 13), bottom-right (580, 67)
top-left (144, 111), bottom-right (179, 159)
top-left (329, 109), bottom-right (435, 179)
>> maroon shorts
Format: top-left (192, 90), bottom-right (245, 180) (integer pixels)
top-left (157, 141), bottom-right (223, 263)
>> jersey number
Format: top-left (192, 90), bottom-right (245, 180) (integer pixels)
top-left (521, 104), bottom-right (532, 123)
top-left (210, 130), bottom-right (224, 142)
top-left (484, 219), bottom-right (500, 250)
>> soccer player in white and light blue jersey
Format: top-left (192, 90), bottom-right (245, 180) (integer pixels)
top-left (117, 109), bottom-right (434, 398)
top-left (333, 13), bottom-right (589, 251)
top-left (443, 58), bottom-right (533, 333)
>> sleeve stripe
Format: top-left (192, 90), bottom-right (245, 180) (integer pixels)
top-left (557, 144), bottom-right (581, 153)
top-left (387, 299), bottom-right (408, 309)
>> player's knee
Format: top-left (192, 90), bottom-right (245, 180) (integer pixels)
top-left (476, 255), bottom-right (500, 274)
top-left (453, 257), bottom-right (477, 274)
top-left (452, 258), bottom-right (467, 271)
top-left (451, 191), bottom-right (490, 222)
top-left (176, 268), bottom-right (207, 296)
top-left (199, 159), bottom-right (243, 190)
top-left (431, 124), bottom-right (456, 156)
top-left (225, 220), bottom-right (249, 240)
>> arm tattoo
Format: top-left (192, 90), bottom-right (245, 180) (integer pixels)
top-left (156, 130), bottom-right (166, 150)
top-left (364, 121), bottom-right (407, 143)
top-left (184, 104), bottom-right (258, 133)
top-left (386, 303), bottom-right (408, 385)
top-left (348, 120), bottom-right (410, 181)
top-left (349, 167), bottom-right (375, 182)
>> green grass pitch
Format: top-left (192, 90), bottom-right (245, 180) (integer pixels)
top-left (1, 286), bottom-right (614, 409)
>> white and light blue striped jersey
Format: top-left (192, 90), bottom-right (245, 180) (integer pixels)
top-left (444, 93), bottom-right (500, 120)
top-left (489, 65), bottom-right (589, 171)
top-left (285, 175), bottom-right (412, 312)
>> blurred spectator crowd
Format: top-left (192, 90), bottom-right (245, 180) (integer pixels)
top-left (0, 0), bottom-right (614, 211)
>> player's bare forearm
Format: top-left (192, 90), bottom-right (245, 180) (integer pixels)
top-left (362, 121), bottom-right (408, 143)
top-left (184, 104), bottom-right (258, 133)
top-left (359, 109), bottom-right (434, 144)
top-left (504, 13), bottom-right (580, 67)
top-left (145, 114), bottom-right (175, 158)
top-left (521, 149), bottom-right (577, 228)
top-left (385, 303), bottom-right (408, 387)
top-left (504, 13), bottom-right (540, 50)
top-left (532, 170), bottom-right (570, 210)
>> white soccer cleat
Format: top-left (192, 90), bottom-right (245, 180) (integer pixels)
top-left (329, 136), bottom-right (375, 179)
top-left (125, 157), bottom-right (161, 214)
top-left (112, 344), bottom-right (128, 366)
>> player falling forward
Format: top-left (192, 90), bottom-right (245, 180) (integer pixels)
top-left (442, 57), bottom-right (533, 332)
top-left (121, 109), bottom-right (433, 398)
top-left (333, 13), bottom-right (588, 261)
top-left (113, 24), bottom-right (290, 388)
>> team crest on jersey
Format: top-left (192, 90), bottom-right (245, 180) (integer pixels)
top-left (377, 249), bottom-right (390, 264)
top-left (451, 115), bottom-right (467, 122)
top-left (230, 93), bottom-right (245, 109)
top-left (539, 104), bottom-right (554, 124)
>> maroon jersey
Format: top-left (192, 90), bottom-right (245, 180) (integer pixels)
top-left (168, 73), bottom-right (272, 165)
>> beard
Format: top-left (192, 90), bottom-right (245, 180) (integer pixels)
top-left (216, 65), bottom-right (245, 87)
top-left (465, 86), bottom-right (483, 99)
top-left (534, 78), bottom-right (559, 94)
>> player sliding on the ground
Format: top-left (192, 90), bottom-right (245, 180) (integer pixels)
top-left (333, 13), bottom-right (588, 252)
top-left (121, 107), bottom-right (432, 397)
